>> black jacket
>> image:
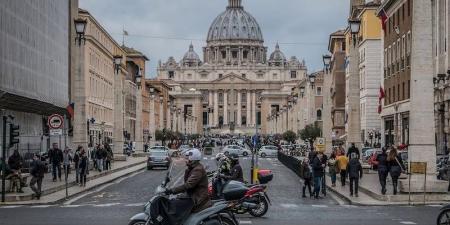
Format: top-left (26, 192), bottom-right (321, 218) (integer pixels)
top-left (30, 160), bottom-right (46, 178)
top-left (311, 157), bottom-right (324, 177)
top-left (223, 164), bottom-right (244, 183)
top-left (376, 153), bottom-right (388, 172)
top-left (347, 147), bottom-right (360, 159)
top-left (347, 158), bottom-right (363, 179)
top-left (301, 162), bottom-right (312, 179)
top-left (387, 155), bottom-right (404, 178)
top-left (8, 153), bottom-right (23, 170)
top-left (48, 148), bottom-right (63, 164)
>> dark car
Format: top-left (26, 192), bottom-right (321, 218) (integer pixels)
top-left (147, 151), bottom-right (171, 170)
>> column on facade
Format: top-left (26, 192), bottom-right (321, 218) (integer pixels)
top-left (252, 91), bottom-right (256, 127)
top-left (214, 91), bottom-right (219, 126)
top-left (238, 47), bottom-right (243, 65)
top-left (166, 104), bottom-right (171, 130)
top-left (237, 90), bottom-right (242, 127)
top-left (73, 44), bottom-right (88, 151)
top-left (246, 91), bottom-right (251, 127)
top-left (250, 47), bottom-right (254, 63)
top-left (149, 96), bottom-right (156, 146)
top-left (209, 91), bottom-right (213, 127)
top-left (159, 98), bottom-right (164, 130)
top-left (223, 91), bottom-right (228, 125)
top-left (135, 88), bottom-right (144, 153)
top-left (226, 47), bottom-right (231, 63)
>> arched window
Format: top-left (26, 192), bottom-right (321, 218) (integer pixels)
top-left (317, 109), bottom-right (322, 121)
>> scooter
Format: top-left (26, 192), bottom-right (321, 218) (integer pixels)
top-left (128, 168), bottom-right (239, 225)
top-left (207, 170), bottom-right (272, 217)
top-left (436, 204), bottom-right (450, 225)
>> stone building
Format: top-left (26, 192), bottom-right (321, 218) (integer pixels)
top-left (328, 30), bottom-right (347, 144)
top-left (0, 0), bottom-right (72, 154)
top-left (157, 0), bottom-right (307, 135)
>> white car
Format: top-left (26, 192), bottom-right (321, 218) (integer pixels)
top-left (149, 146), bottom-right (178, 157)
top-left (222, 145), bottom-right (251, 157)
top-left (259, 145), bottom-right (279, 158)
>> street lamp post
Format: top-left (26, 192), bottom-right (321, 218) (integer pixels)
top-left (112, 54), bottom-right (125, 158)
top-left (323, 54), bottom-right (332, 73)
top-left (349, 19), bottom-right (361, 47)
top-left (135, 68), bottom-right (144, 153)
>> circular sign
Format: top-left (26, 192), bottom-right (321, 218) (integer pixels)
top-left (48, 114), bottom-right (64, 129)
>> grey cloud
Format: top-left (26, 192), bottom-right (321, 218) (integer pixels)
top-left (79, 0), bottom-right (349, 76)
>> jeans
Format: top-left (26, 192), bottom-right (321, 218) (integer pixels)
top-left (340, 170), bottom-right (347, 186)
top-left (313, 176), bottom-right (322, 198)
top-left (349, 177), bottom-right (359, 195)
top-left (330, 172), bottom-right (337, 185)
top-left (30, 176), bottom-right (43, 196)
top-left (321, 174), bottom-right (327, 196)
top-left (105, 160), bottom-right (111, 171)
top-left (52, 163), bottom-right (61, 181)
top-left (391, 176), bottom-right (399, 195)
top-left (63, 165), bottom-right (70, 180)
top-left (303, 178), bottom-right (312, 197)
top-left (378, 171), bottom-right (388, 194)
top-left (75, 164), bottom-right (80, 183)
top-left (97, 159), bottom-right (103, 172)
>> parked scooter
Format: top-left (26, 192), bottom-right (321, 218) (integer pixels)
top-left (437, 204), bottom-right (450, 225)
top-left (207, 170), bottom-right (272, 217)
top-left (128, 168), bottom-right (239, 225)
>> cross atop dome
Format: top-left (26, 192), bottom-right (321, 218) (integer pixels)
top-left (228, 0), bottom-right (243, 8)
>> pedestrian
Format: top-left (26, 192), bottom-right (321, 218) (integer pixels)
top-left (91, 146), bottom-right (97, 170)
top-left (105, 143), bottom-right (113, 170)
top-left (8, 150), bottom-right (24, 193)
top-left (79, 149), bottom-right (89, 187)
top-left (311, 152), bottom-right (325, 199)
top-left (347, 153), bottom-right (363, 197)
top-left (346, 143), bottom-right (360, 160)
top-left (337, 154), bottom-right (349, 186)
top-left (95, 145), bottom-right (104, 172)
top-left (301, 158), bottom-right (313, 198)
top-left (48, 143), bottom-right (63, 182)
top-left (62, 147), bottom-right (72, 178)
top-left (30, 154), bottom-right (46, 200)
top-left (375, 147), bottom-right (389, 195)
top-left (387, 147), bottom-right (404, 195)
top-left (101, 144), bottom-right (108, 170)
top-left (73, 146), bottom-right (81, 184)
top-left (320, 152), bottom-right (328, 196)
top-left (328, 153), bottom-right (338, 187)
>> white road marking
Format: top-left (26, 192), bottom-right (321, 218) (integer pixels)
top-left (341, 205), bottom-right (358, 208)
top-left (93, 203), bottom-right (120, 207)
top-left (0, 205), bottom-right (23, 209)
top-left (125, 203), bottom-right (146, 207)
top-left (427, 204), bottom-right (443, 207)
top-left (203, 157), bottom-right (208, 160)
top-left (280, 203), bottom-right (299, 209)
top-left (61, 205), bottom-right (82, 208)
top-left (31, 205), bottom-right (55, 208)
top-left (311, 204), bottom-right (328, 208)
top-left (400, 222), bottom-right (417, 225)
top-left (239, 221), bottom-right (252, 224)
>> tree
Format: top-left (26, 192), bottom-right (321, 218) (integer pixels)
top-left (155, 130), bottom-right (164, 141)
top-left (283, 130), bottom-right (297, 144)
top-left (299, 124), bottom-right (322, 150)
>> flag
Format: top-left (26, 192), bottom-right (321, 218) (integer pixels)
top-left (378, 9), bottom-right (388, 31)
top-left (66, 102), bottom-right (74, 118)
top-left (378, 86), bottom-right (385, 114)
top-left (123, 30), bottom-right (129, 36)
top-left (379, 86), bottom-right (385, 100)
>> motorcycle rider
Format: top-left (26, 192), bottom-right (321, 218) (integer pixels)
top-left (220, 153), bottom-right (244, 183)
top-left (165, 148), bottom-right (211, 213)
top-left (212, 153), bottom-right (232, 199)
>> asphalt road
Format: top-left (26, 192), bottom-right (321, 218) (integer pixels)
top-left (0, 147), bottom-right (442, 225)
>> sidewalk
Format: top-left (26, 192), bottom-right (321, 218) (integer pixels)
top-left (0, 157), bottom-right (147, 205)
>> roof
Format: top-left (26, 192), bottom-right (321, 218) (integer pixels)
top-left (122, 45), bottom-right (149, 60)
top-left (328, 30), bottom-right (346, 52)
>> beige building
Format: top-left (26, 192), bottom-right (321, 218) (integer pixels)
top-left (157, 0), bottom-right (307, 135)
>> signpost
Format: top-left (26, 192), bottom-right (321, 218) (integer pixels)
top-left (408, 162), bottom-right (427, 205)
top-left (316, 138), bottom-right (326, 153)
top-left (48, 114), bottom-right (68, 198)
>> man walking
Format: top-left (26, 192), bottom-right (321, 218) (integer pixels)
top-left (346, 143), bottom-right (360, 160)
top-left (48, 143), bottom-right (63, 182)
top-left (347, 153), bottom-right (363, 197)
top-left (30, 154), bottom-right (46, 200)
top-left (95, 145), bottom-right (104, 172)
top-left (311, 152), bottom-right (325, 199)
top-left (337, 154), bottom-right (349, 186)
top-left (73, 146), bottom-right (81, 184)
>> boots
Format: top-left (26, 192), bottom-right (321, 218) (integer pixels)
top-left (302, 186), bottom-right (306, 198)
top-left (393, 183), bottom-right (398, 195)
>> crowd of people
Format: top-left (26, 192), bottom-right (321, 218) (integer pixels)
top-left (298, 143), bottom-right (405, 199)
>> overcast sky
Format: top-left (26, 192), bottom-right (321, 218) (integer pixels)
top-left (79, 0), bottom-right (350, 77)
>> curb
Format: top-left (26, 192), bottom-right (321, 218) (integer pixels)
top-left (0, 159), bottom-right (146, 205)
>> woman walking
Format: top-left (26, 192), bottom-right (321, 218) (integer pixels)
top-left (301, 158), bottom-right (313, 198)
top-left (376, 147), bottom-right (389, 195)
top-left (387, 147), bottom-right (404, 195)
top-left (328, 153), bottom-right (338, 187)
top-left (79, 149), bottom-right (89, 187)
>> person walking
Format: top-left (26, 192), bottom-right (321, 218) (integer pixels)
top-left (79, 149), bottom-right (89, 187)
top-left (311, 152), bottom-right (325, 199)
top-left (95, 145), bottom-right (104, 172)
top-left (8, 150), bottom-right (23, 193)
top-left (62, 147), bottom-right (72, 178)
top-left (347, 143), bottom-right (360, 160)
top-left (337, 154), bottom-right (349, 186)
top-left (73, 146), bottom-right (81, 184)
top-left (301, 158), bottom-right (313, 198)
top-left (328, 153), bottom-right (338, 187)
top-left (375, 147), bottom-right (389, 195)
top-left (105, 144), bottom-right (113, 171)
top-left (347, 153), bottom-right (363, 197)
top-left (48, 143), bottom-right (63, 182)
top-left (387, 147), bottom-right (404, 195)
top-left (30, 154), bottom-right (46, 200)
top-left (320, 152), bottom-right (328, 196)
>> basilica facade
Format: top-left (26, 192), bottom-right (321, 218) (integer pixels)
top-left (157, 0), bottom-right (307, 134)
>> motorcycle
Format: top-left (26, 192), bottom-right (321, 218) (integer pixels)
top-left (207, 170), bottom-right (272, 217)
top-left (437, 204), bottom-right (450, 225)
top-left (128, 168), bottom-right (239, 225)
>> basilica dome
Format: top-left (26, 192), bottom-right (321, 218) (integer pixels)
top-left (206, 0), bottom-right (263, 42)
top-left (182, 43), bottom-right (201, 66)
top-left (269, 43), bottom-right (286, 63)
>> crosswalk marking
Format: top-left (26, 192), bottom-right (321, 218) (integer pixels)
top-left (93, 203), bottom-right (120, 207)
top-left (61, 205), bottom-right (81, 208)
top-left (280, 203), bottom-right (299, 209)
top-left (125, 203), bottom-right (146, 207)
top-left (400, 222), bottom-right (417, 225)
top-left (0, 205), bottom-right (23, 209)
top-left (427, 204), bottom-right (442, 207)
top-left (239, 221), bottom-right (252, 224)
top-left (311, 204), bottom-right (328, 208)
top-left (30, 205), bottom-right (54, 208)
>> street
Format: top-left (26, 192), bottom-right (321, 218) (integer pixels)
top-left (0, 148), bottom-right (440, 225)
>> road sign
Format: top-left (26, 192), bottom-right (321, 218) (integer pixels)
top-left (317, 138), bottom-right (325, 146)
top-left (410, 162), bottom-right (427, 174)
top-left (48, 114), bottom-right (64, 129)
top-left (50, 129), bottom-right (63, 136)
top-left (315, 138), bottom-right (326, 152)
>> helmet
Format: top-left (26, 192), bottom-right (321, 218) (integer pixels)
top-left (229, 153), bottom-right (239, 161)
top-left (185, 148), bottom-right (202, 161)
top-left (215, 153), bottom-right (225, 162)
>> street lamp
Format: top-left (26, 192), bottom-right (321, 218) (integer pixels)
top-left (135, 68), bottom-right (142, 88)
top-left (309, 74), bottom-right (316, 88)
top-left (323, 54), bottom-right (332, 73)
top-left (300, 86), bottom-right (305, 98)
top-left (74, 19), bottom-right (87, 45)
top-left (349, 19), bottom-right (361, 46)
top-left (113, 55), bottom-right (123, 74)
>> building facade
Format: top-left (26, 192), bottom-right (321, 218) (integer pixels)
top-left (0, 0), bottom-right (72, 154)
top-left (156, 0), bottom-right (307, 135)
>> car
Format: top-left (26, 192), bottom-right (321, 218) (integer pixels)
top-left (147, 151), bottom-right (171, 170)
top-left (149, 146), bottom-right (178, 157)
top-left (222, 145), bottom-right (251, 157)
top-left (259, 145), bottom-right (279, 158)
top-left (178, 145), bottom-right (191, 155)
top-left (367, 149), bottom-right (383, 169)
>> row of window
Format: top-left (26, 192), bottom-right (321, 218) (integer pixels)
top-left (384, 31), bottom-right (412, 78)
top-left (89, 47), bottom-right (114, 78)
top-left (89, 74), bottom-right (113, 106)
top-left (385, 80), bottom-right (410, 105)
top-left (169, 71), bottom-right (298, 79)
top-left (88, 104), bottom-right (113, 124)
top-left (385, 0), bottom-right (411, 37)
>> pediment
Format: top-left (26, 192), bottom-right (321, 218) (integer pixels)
top-left (213, 73), bottom-right (250, 83)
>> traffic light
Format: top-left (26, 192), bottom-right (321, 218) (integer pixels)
top-left (9, 124), bottom-right (20, 148)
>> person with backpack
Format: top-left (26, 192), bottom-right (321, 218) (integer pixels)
top-left (73, 146), bottom-right (81, 184)
top-left (375, 147), bottom-right (389, 195)
top-left (387, 147), bottom-right (404, 195)
top-left (79, 149), bottom-right (89, 187)
top-left (347, 153), bottom-right (363, 197)
top-left (301, 158), bottom-right (313, 198)
top-left (30, 154), bottom-right (46, 200)
top-left (105, 144), bottom-right (114, 171)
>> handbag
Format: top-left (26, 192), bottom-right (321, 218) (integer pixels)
top-left (395, 157), bottom-right (405, 174)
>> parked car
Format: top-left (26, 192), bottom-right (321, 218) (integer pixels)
top-left (259, 145), bottom-right (279, 158)
top-left (362, 148), bottom-right (377, 161)
top-left (147, 150), bottom-right (171, 170)
top-left (149, 146), bottom-right (178, 157)
top-left (222, 145), bottom-right (251, 157)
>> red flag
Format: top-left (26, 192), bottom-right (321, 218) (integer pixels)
top-left (66, 102), bottom-right (74, 118)
top-left (378, 9), bottom-right (388, 31)
top-left (379, 86), bottom-right (385, 100)
top-left (378, 86), bottom-right (385, 114)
